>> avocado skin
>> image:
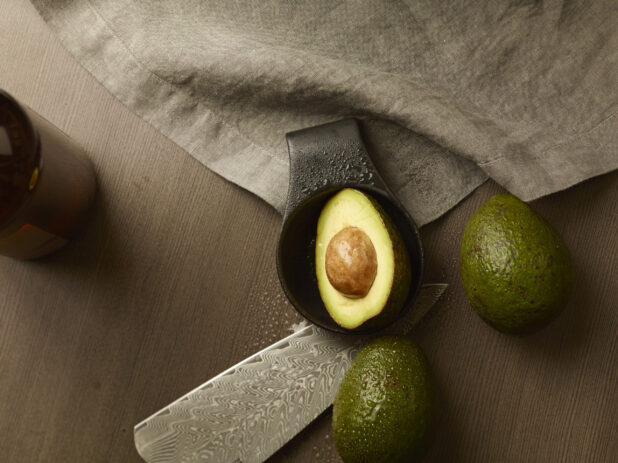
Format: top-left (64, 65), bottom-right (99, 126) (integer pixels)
top-left (460, 194), bottom-right (574, 334)
top-left (359, 196), bottom-right (412, 330)
top-left (333, 336), bottom-right (434, 463)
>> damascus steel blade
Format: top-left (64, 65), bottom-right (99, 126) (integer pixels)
top-left (134, 284), bottom-right (447, 463)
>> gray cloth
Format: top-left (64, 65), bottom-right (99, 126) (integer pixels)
top-left (31, 0), bottom-right (617, 226)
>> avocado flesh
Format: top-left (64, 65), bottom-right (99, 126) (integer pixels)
top-left (333, 336), bottom-right (435, 463)
top-left (316, 189), bottom-right (411, 330)
top-left (460, 194), bottom-right (574, 333)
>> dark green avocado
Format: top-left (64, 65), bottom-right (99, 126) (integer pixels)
top-left (460, 194), bottom-right (574, 334)
top-left (332, 336), bottom-right (435, 463)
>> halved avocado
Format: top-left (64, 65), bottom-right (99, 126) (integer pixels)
top-left (315, 189), bottom-right (411, 329)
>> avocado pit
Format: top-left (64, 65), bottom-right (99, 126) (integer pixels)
top-left (325, 226), bottom-right (377, 298)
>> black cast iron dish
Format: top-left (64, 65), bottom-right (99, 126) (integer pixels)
top-left (276, 118), bottom-right (424, 334)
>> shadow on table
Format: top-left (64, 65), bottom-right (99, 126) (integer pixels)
top-left (14, 187), bottom-right (137, 314)
top-left (520, 170), bottom-right (617, 357)
top-left (423, 370), bottom-right (465, 463)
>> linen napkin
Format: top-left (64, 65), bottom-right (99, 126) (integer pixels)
top-left (31, 0), bottom-right (617, 225)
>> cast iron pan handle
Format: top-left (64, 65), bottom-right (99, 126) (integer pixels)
top-left (283, 118), bottom-right (389, 220)
top-left (277, 118), bottom-right (424, 334)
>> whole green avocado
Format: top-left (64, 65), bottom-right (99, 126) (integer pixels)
top-left (460, 194), bottom-right (574, 334)
top-left (332, 336), bottom-right (434, 463)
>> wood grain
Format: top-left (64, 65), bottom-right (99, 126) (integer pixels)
top-left (0, 1), bottom-right (616, 462)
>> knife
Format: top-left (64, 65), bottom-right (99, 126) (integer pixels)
top-left (134, 283), bottom-right (447, 463)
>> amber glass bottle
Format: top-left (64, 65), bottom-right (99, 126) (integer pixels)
top-left (0, 90), bottom-right (96, 259)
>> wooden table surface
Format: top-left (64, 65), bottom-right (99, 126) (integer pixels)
top-left (1, 1), bottom-right (616, 462)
